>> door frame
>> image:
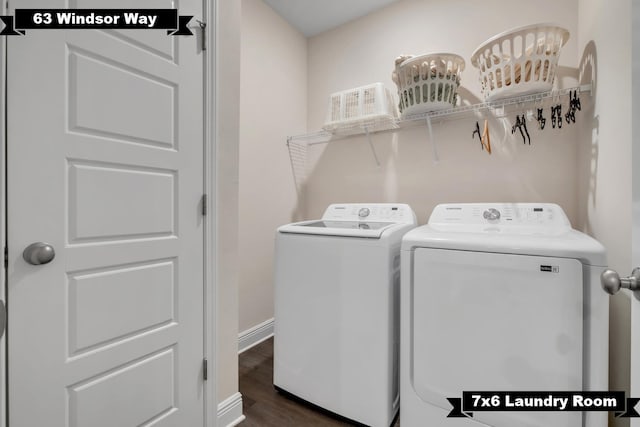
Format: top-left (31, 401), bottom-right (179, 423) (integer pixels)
top-left (204, 0), bottom-right (219, 426)
top-left (632, 1), bottom-right (640, 425)
top-left (0, 0), bottom-right (7, 424)
top-left (0, 0), bottom-right (220, 426)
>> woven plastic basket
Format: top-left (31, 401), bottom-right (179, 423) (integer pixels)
top-left (323, 82), bottom-right (398, 133)
top-left (393, 53), bottom-right (465, 117)
top-left (470, 23), bottom-right (570, 101)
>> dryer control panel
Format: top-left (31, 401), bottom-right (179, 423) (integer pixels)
top-left (322, 203), bottom-right (416, 224)
top-left (428, 203), bottom-right (572, 229)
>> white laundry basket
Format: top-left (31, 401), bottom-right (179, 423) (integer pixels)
top-left (323, 82), bottom-right (398, 133)
top-left (393, 53), bottom-right (465, 117)
top-left (470, 23), bottom-right (570, 101)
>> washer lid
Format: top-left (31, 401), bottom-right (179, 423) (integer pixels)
top-left (402, 203), bottom-right (606, 265)
top-left (279, 220), bottom-right (399, 238)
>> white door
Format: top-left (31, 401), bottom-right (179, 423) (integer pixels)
top-left (6, 1), bottom-right (205, 426)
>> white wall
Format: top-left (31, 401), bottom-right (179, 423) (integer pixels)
top-left (577, 0), bottom-right (631, 275)
top-left (578, 1), bottom-right (632, 427)
top-left (237, 7), bottom-right (635, 427)
top-left (238, 0), bottom-right (307, 334)
top-left (305, 0), bottom-right (581, 225)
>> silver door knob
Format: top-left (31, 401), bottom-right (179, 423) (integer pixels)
top-left (22, 242), bottom-right (55, 265)
top-left (601, 268), bottom-right (640, 297)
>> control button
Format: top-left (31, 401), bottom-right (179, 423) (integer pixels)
top-left (358, 208), bottom-right (370, 218)
top-left (483, 208), bottom-right (501, 221)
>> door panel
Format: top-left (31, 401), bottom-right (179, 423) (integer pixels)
top-left (68, 259), bottom-right (176, 355)
top-left (70, 49), bottom-right (177, 147)
top-left (72, 0), bottom-right (179, 63)
top-left (68, 161), bottom-right (176, 241)
top-left (6, 1), bottom-right (204, 426)
top-left (68, 347), bottom-right (176, 427)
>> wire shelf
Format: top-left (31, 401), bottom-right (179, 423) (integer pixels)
top-left (287, 84), bottom-right (591, 146)
top-left (286, 84), bottom-right (592, 190)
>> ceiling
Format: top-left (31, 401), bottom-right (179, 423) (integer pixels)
top-left (263, 0), bottom-right (400, 37)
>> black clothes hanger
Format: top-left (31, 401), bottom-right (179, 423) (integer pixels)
top-left (551, 104), bottom-right (563, 129)
top-left (512, 114), bottom-right (531, 145)
top-left (536, 108), bottom-right (546, 130)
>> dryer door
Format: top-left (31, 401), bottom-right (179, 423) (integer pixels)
top-left (412, 248), bottom-right (583, 427)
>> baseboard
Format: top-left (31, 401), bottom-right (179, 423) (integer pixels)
top-left (217, 392), bottom-right (245, 427)
top-left (238, 318), bottom-right (274, 354)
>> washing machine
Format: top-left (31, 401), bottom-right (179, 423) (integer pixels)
top-left (274, 203), bottom-right (417, 427)
top-left (400, 203), bottom-right (608, 427)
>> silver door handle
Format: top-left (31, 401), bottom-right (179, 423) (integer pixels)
top-left (22, 242), bottom-right (55, 265)
top-left (601, 268), bottom-right (640, 298)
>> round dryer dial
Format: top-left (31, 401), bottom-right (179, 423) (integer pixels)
top-left (483, 208), bottom-right (501, 221)
top-left (358, 208), bottom-right (370, 218)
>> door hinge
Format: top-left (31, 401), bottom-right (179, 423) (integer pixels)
top-left (196, 20), bottom-right (206, 51)
top-left (0, 300), bottom-right (5, 340)
top-left (3, 247), bottom-right (7, 269)
top-left (201, 194), bottom-right (207, 216)
top-left (203, 358), bottom-right (208, 381)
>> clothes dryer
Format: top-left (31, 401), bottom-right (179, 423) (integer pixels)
top-left (400, 203), bottom-right (608, 427)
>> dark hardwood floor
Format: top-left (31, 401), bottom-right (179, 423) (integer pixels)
top-left (239, 337), bottom-right (400, 427)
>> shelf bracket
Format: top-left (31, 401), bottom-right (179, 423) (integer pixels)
top-left (363, 126), bottom-right (381, 167)
top-left (426, 115), bottom-right (439, 163)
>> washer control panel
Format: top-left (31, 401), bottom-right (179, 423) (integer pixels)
top-left (428, 203), bottom-right (571, 229)
top-left (322, 203), bottom-right (416, 224)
